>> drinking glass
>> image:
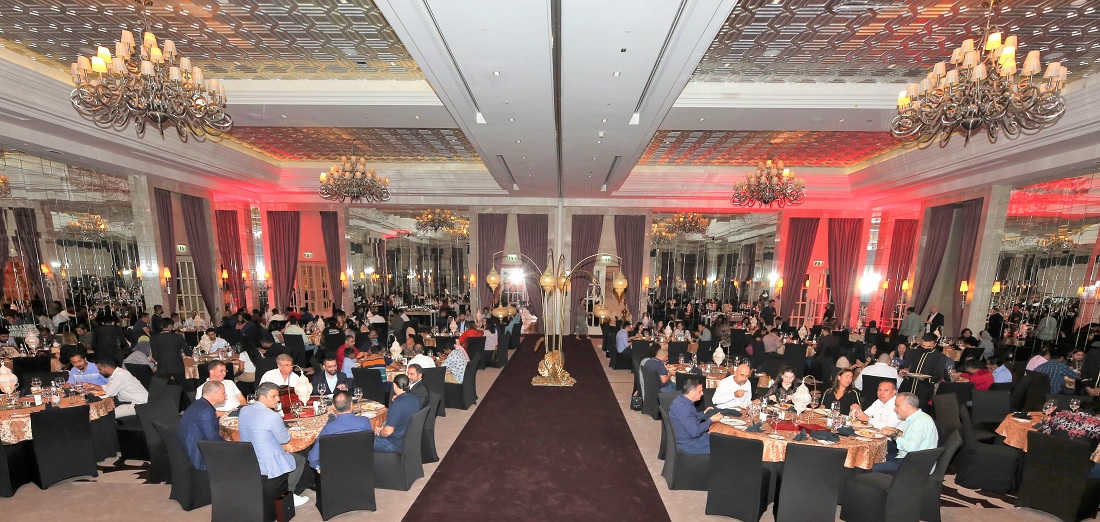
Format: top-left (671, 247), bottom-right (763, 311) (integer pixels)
top-left (1070, 398), bottom-right (1082, 413)
top-left (1042, 399), bottom-right (1057, 421)
top-left (30, 377), bottom-right (41, 394)
top-left (318, 382), bottom-right (327, 397)
top-left (678, 354), bottom-right (685, 365)
top-left (354, 387), bottom-right (363, 405)
top-left (247, 394), bottom-right (257, 404)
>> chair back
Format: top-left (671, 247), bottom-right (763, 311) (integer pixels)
top-left (254, 356), bottom-right (278, 380)
top-left (885, 446), bottom-right (945, 520)
top-left (465, 337), bottom-right (486, 365)
top-left (422, 391), bottom-right (442, 463)
top-left (352, 368), bottom-right (388, 405)
top-left (970, 389), bottom-right (1011, 426)
top-left (20, 371), bottom-right (68, 395)
top-left (199, 440), bottom-right (280, 522)
top-left (30, 404), bottom-right (97, 488)
top-left (125, 364), bottom-right (154, 389)
top-left (1016, 431), bottom-right (1096, 521)
top-left (397, 408), bottom-right (429, 485)
top-left (641, 367), bottom-right (661, 419)
top-left (149, 380), bottom-right (183, 411)
top-left (318, 431), bottom-right (376, 519)
top-left (859, 375), bottom-right (892, 409)
top-left (696, 340), bottom-right (713, 363)
top-left (960, 348), bottom-right (984, 362)
top-left (776, 443), bottom-right (848, 522)
top-left (922, 431), bottom-right (962, 522)
top-left (283, 335), bottom-right (308, 368)
top-left (667, 342), bottom-right (690, 363)
top-left (1022, 371), bottom-right (1051, 412)
top-left (931, 393), bottom-right (962, 444)
top-left (675, 372), bottom-right (701, 392)
top-left (706, 433), bottom-right (767, 520)
top-left (419, 367), bottom-right (446, 413)
top-left (136, 399), bottom-right (182, 482)
top-left (936, 381), bottom-right (974, 406)
top-left (12, 356), bottom-right (51, 387)
top-left (509, 327), bottom-right (521, 349)
top-left (462, 355), bottom-right (480, 405)
top-left (154, 420), bottom-right (210, 511)
top-left (782, 344), bottom-right (807, 378)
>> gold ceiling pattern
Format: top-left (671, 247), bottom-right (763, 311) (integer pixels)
top-left (641, 130), bottom-right (901, 167)
top-left (0, 0), bottom-right (421, 80)
top-left (230, 127), bottom-right (481, 162)
top-left (694, 0), bottom-right (1100, 83)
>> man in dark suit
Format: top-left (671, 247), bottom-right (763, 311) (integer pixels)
top-left (92, 314), bottom-right (127, 366)
top-left (151, 329), bottom-right (188, 385)
top-left (406, 363), bottom-right (429, 408)
top-left (311, 355), bottom-right (352, 396)
top-left (900, 333), bottom-right (950, 408)
top-left (151, 304), bottom-right (165, 333)
top-left (924, 305), bottom-right (944, 335)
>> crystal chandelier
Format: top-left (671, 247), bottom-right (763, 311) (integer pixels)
top-left (68, 1), bottom-right (232, 142)
top-left (664, 213), bottom-right (710, 236)
top-left (0, 176), bottom-right (10, 198)
top-left (651, 221), bottom-right (675, 244)
top-left (64, 213), bottom-right (109, 240)
top-left (447, 217), bottom-right (469, 240)
top-left (415, 209), bottom-right (457, 233)
top-left (731, 160), bottom-right (806, 208)
top-left (891, 1), bottom-right (1067, 147)
top-left (319, 156), bottom-right (391, 203)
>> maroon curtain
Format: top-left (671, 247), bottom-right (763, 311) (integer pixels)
top-left (0, 210), bottom-right (9, 300)
top-left (911, 205), bottom-right (956, 314)
top-left (320, 211), bottom-right (343, 313)
top-left (180, 195), bottom-right (217, 319)
top-left (739, 243), bottom-right (756, 282)
top-left (953, 199), bottom-right (984, 330)
top-left (477, 214), bottom-right (508, 309)
top-left (827, 218), bottom-right (864, 326)
top-left (881, 219), bottom-right (918, 325)
top-left (614, 215), bottom-right (646, 320)
top-left (12, 208), bottom-right (50, 303)
top-left (215, 210), bottom-right (245, 310)
top-left (267, 211), bottom-right (301, 310)
top-left (154, 189), bottom-right (177, 314)
top-left (570, 215), bottom-right (604, 332)
top-left (779, 217), bottom-right (820, 323)
top-left (518, 214), bottom-right (549, 329)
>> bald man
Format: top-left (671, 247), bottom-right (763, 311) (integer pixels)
top-left (712, 363), bottom-right (754, 409)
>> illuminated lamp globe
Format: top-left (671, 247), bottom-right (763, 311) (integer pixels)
top-left (540, 269), bottom-right (557, 293)
top-left (612, 272), bottom-right (629, 297)
top-left (486, 267), bottom-right (501, 292)
top-left (492, 306), bottom-right (510, 320)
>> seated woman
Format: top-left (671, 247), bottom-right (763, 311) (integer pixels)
top-left (890, 342), bottom-right (909, 366)
top-left (123, 335), bottom-right (155, 369)
top-left (820, 368), bottom-right (861, 414)
top-left (765, 366), bottom-right (799, 403)
top-left (957, 328), bottom-right (980, 348)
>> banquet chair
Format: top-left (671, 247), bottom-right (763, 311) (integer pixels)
top-left (660, 406), bottom-right (709, 490)
top-left (657, 391), bottom-right (679, 461)
top-left (641, 367), bottom-right (662, 420)
top-left (0, 440), bottom-right (32, 497)
top-left (931, 394), bottom-right (964, 446)
top-left (374, 407), bottom-right (428, 490)
top-left (706, 433), bottom-right (767, 519)
top-left (444, 355), bottom-right (480, 410)
top-left (1015, 431), bottom-right (1100, 522)
top-left (509, 327), bottom-right (521, 350)
top-left (954, 408), bottom-right (1020, 493)
top-left (782, 344), bottom-right (807, 379)
top-left (283, 336), bottom-right (309, 369)
top-left (970, 389), bottom-right (1012, 431)
top-left (421, 391), bottom-right (442, 463)
top-left (29, 405), bottom-right (98, 488)
top-left (89, 408), bottom-right (120, 462)
top-left (466, 337), bottom-right (486, 370)
top-left (936, 381), bottom-right (974, 407)
top-left (136, 399), bottom-right (182, 484)
top-left (491, 334), bottom-right (509, 368)
top-left (667, 342), bottom-right (690, 364)
top-left (859, 375), bottom-right (892, 409)
top-left (839, 446), bottom-right (944, 522)
top-left (199, 440), bottom-right (288, 522)
top-left (696, 340), bottom-right (713, 364)
top-left (12, 356), bottom-right (51, 389)
top-left (773, 442), bottom-right (847, 522)
top-left (921, 431), bottom-right (962, 522)
top-left (125, 364), bottom-right (154, 390)
top-left (610, 345), bottom-right (633, 370)
top-left (420, 367), bottom-right (447, 418)
top-left (1011, 372), bottom-right (1050, 413)
top-left (351, 368), bottom-right (388, 405)
top-left (153, 421), bottom-right (210, 511)
top-left (316, 431), bottom-right (376, 520)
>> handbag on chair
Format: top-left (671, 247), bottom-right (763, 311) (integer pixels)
top-left (630, 394), bottom-right (643, 411)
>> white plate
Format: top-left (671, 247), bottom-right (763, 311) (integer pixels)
top-left (720, 418), bottom-right (747, 427)
top-left (816, 439), bottom-right (837, 445)
top-left (768, 434), bottom-right (785, 440)
top-left (288, 426), bottom-right (305, 431)
top-left (1014, 418), bottom-right (1032, 423)
top-left (854, 436), bottom-right (872, 442)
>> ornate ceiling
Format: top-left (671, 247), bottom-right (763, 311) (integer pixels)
top-left (0, 0), bottom-right (421, 80)
top-left (640, 130), bottom-right (901, 167)
top-left (230, 127), bottom-right (482, 162)
top-left (694, 0), bottom-right (1100, 83)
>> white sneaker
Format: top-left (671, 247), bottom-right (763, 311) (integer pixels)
top-left (292, 494), bottom-right (309, 507)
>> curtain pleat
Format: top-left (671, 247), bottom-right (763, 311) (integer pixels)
top-left (215, 210), bottom-right (245, 310)
top-left (614, 215), bottom-right (647, 321)
top-left (518, 214), bottom-right (549, 330)
top-left (779, 218), bottom-right (820, 323)
top-left (881, 219), bottom-right (919, 325)
top-left (154, 189), bottom-right (177, 314)
top-left (911, 205), bottom-right (956, 314)
top-left (267, 211), bottom-right (301, 310)
top-left (477, 214), bottom-right (508, 309)
top-left (569, 215), bottom-right (604, 332)
top-left (180, 195), bottom-right (217, 319)
top-left (952, 199), bottom-right (985, 330)
top-left (320, 211), bottom-right (343, 313)
top-left (827, 218), bottom-right (864, 326)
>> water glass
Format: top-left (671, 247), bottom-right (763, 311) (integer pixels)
top-left (1070, 398), bottom-right (1082, 413)
top-left (318, 382), bottom-right (327, 397)
top-left (1042, 399), bottom-right (1057, 420)
top-left (353, 387), bottom-right (363, 405)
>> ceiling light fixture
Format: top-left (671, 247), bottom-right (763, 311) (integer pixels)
top-left (664, 213), bottom-right (710, 236)
top-left (892, 0), bottom-right (1067, 147)
top-left (415, 209), bottom-right (457, 233)
top-left (613, 71), bottom-right (621, 77)
top-left (319, 156), bottom-right (391, 204)
top-left (0, 176), bottom-right (10, 198)
top-left (63, 213), bottom-right (109, 240)
top-left (68, 0), bottom-right (232, 142)
top-left (731, 159), bottom-right (806, 208)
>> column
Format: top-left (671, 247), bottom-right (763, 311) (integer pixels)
top-left (966, 185), bottom-right (1011, 331)
top-left (129, 175), bottom-right (164, 310)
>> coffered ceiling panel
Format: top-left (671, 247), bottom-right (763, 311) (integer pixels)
top-left (230, 127), bottom-right (481, 162)
top-left (0, 0), bottom-right (421, 80)
top-left (641, 130), bottom-right (900, 167)
top-left (693, 0), bottom-right (1100, 83)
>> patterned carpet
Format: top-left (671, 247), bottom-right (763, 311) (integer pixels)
top-left (941, 473), bottom-right (1017, 509)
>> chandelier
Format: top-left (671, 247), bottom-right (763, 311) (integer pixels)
top-left (447, 217), bottom-right (469, 240)
top-left (415, 209), bottom-right (457, 233)
top-left (68, 1), bottom-right (232, 142)
top-left (64, 213), bottom-right (109, 240)
top-left (319, 156), bottom-right (391, 203)
top-left (664, 213), bottom-right (710, 236)
top-left (0, 176), bottom-right (9, 198)
top-left (651, 221), bottom-right (675, 244)
top-left (891, 1), bottom-right (1067, 147)
top-left (731, 160), bottom-right (806, 208)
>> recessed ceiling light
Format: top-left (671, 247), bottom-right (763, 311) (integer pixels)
top-left (522, 156), bottom-right (526, 159)
top-left (516, 140), bottom-right (521, 143)
top-left (414, 115), bottom-right (420, 119)
top-left (597, 140), bottom-right (602, 144)
top-left (699, 117), bottom-right (705, 121)
top-left (838, 119), bottom-right (844, 122)
top-left (613, 71), bottom-right (621, 77)
top-left (280, 114), bottom-right (287, 118)
top-left (593, 157), bottom-right (597, 160)
top-left (601, 118), bottom-right (607, 123)
top-left (509, 118), bottom-right (514, 122)
top-left (493, 71), bottom-right (500, 76)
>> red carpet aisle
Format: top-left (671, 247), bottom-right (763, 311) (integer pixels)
top-left (403, 336), bottom-right (671, 522)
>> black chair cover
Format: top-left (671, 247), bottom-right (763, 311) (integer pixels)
top-left (1016, 431), bottom-right (1100, 522)
top-left (136, 399), bottom-right (182, 483)
top-left (955, 408), bottom-right (1020, 493)
top-left (421, 391), bottom-right (442, 463)
top-left (199, 440), bottom-right (288, 522)
top-left (317, 430), bottom-right (376, 520)
top-left (696, 341), bottom-right (713, 364)
top-left (492, 334), bottom-right (510, 368)
top-left (610, 345), bottom-right (633, 370)
top-left (444, 355), bottom-right (480, 410)
top-left (922, 431), bottom-right (962, 522)
top-left (641, 367), bottom-right (662, 420)
top-left (859, 375), bottom-right (892, 409)
top-left (656, 391), bottom-right (679, 461)
top-left (706, 433), bottom-right (767, 519)
top-left (936, 381), bottom-right (974, 406)
top-left (12, 357), bottom-right (51, 390)
top-left (153, 421), bottom-right (210, 511)
top-left (89, 409), bottom-right (120, 462)
top-left (0, 441), bottom-right (32, 497)
top-left (351, 368), bottom-right (388, 405)
top-left (932, 394), bottom-right (962, 445)
top-left (667, 342), bottom-right (690, 363)
top-left (839, 446), bottom-right (944, 522)
top-left (20, 371), bottom-right (68, 396)
top-left (782, 344), bottom-right (807, 378)
top-left (774, 442), bottom-right (847, 522)
top-left (125, 364), bottom-right (154, 390)
top-left (30, 405), bottom-right (97, 488)
top-left (970, 389), bottom-right (1011, 429)
top-left (283, 335), bottom-right (309, 369)
top-left (419, 367), bottom-right (446, 417)
top-left (374, 407), bottom-right (428, 490)
top-left (465, 337), bottom-right (486, 370)
top-left (660, 407), bottom-right (709, 490)
top-left (509, 327), bottom-right (521, 350)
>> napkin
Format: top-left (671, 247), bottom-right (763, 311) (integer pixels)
top-left (745, 422), bottom-right (765, 433)
top-left (786, 405), bottom-right (796, 413)
top-left (810, 430), bottom-right (841, 443)
top-left (720, 408), bottom-right (741, 417)
top-left (792, 430), bottom-right (809, 441)
top-left (227, 408), bottom-right (241, 418)
top-left (1012, 411), bottom-right (1031, 419)
top-left (835, 426), bottom-right (856, 437)
top-left (84, 394), bottom-right (101, 403)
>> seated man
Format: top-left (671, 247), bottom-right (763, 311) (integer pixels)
top-left (89, 358), bottom-right (149, 418)
top-left (408, 344), bottom-right (436, 369)
top-left (855, 353), bottom-right (901, 391)
top-left (312, 355), bottom-right (352, 397)
top-left (179, 380), bottom-right (227, 470)
top-left (194, 360), bottom-right (245, 415)
top-left (66, 351), bottom-right (108, 387)
top-left (852, 380), bottom-right (902, 430)
top-left (406, 363), bottom-right (429, 408)
top-left (307, 390), bottom-right (373, 471)
top-left (443, 344), bottom-right (471, 384)
top-left (670, 378), bottom-right (723, 455)
top-left (989, 356), bottom-right (1012, 384)
top-left (239, 382), bottom-right (309, 507)
top-left (374, 374), bottom-right (420, 453)
top-left (259, 353), bottom-right (305, 388)
top-left (643, 348), bottom-right (675, 393)
top-left (336, 334), bottom-right (363, 378)
top-left (616, 323), bottom-right (633, 356)
top-left (196, 327), bottom-right (229, 355)
top-left (0, 327), bottom-right (18, 357)
top-left (872, 392), bottom-right (939, 475)
top-left (712, 363), bottom-right (753, 409)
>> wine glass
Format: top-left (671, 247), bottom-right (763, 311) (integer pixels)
top-left (353, 387), bottom-right (363, 406)
top-left (678, 354), bottom-right (685, 365)
top-left (30, 377), bottom-right (41, 394)
top-left (1042, 399), bottom-right (1057, 421)
top-left (317, 382), bottom-right (327, 398)
top-left (290, 400), bottom-right (302, 419)
top-left (1070, 398), bottom-right (1082, 413)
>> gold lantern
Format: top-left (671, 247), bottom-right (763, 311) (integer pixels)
top-left (486, 266), bottom-right (501, 292)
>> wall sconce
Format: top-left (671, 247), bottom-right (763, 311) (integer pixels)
top-left (959, 280), bottom-right (969, 294)
top-left (40, 264), bottom-right (51, 277)
top-left (135, 266), bottom-right (143, 279)
top-left (776, 278), bottom-right (784, 290)
top-left (221, 268), bottom-right (229, 282)
top-left (340, 272), bottom-right (348, 287)
top-left (991, 280), bottom-right (1001, 294)
top-left (901, 279), bottom-right (910, 293)
top-left (469, 273), bottom-right (476, 285)
top-left (162, 267), bottom-right (173, 294)
top-left (643, 276), bottom-right (650, 287)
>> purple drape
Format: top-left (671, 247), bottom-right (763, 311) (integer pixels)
top-left (614, 215), bottom-right (646, 320)
top-left (779, 218), bottom-right (820, 323)
top-left (518, 214), bottom-right (549, 329)
top-left (154, 189), bottom-right (177, 314)
top-left (320, 211), bottom-right (343, 313)
top-left (881, 219), bottom-right (918, 325)
top-left (911, 205), bottom-right (955, 314)
top-left (267, 211), bottom-right (301, 310)
top-left (570, 215), bottom-right (604, 332)
top-left (739, 243), bottom-right (756, 282)
top-left (215, 210), bottom-right (245, 309)
top-left (12, 208), bottom-right (50, 303)
top-left (477, 214), bottom-right (508, 309)
top-left (827, 218), bottom-right (863, 327)
top-left (180, 195), bottom-right (217, 319)
top-left (952, 199), bottom-right (984, 330)
top-left (0, 210), bottom-right (8, 300)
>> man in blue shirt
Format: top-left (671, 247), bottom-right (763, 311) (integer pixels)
top-left (988, 356), bottom-right (1012, 384)
top-left (66, 352), bottom-right (107, 386)
top-left (178, 380), bottom-right (227, 470)
top-left (643, 348), bottom-right (675, 393)
top-left (1033, 349), bottom-right (1079, 394)
top-left (670, 377), bottom-right (723, 455)
top-left (616, 323), bottom-right (633, 354)
top-left (239, 382), bottom-right (309, 507)
top-left (307, 390), bottom-right (373, 470)
top-left (375, 374), bottom-right (420, 453)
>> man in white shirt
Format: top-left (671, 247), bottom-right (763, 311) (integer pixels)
top-left (259, 354), bottom-right (305, 388)
top-left (855, 353), bottom-right (903, 390)
top-left (1026, 348), bottom-right (1050, 372)
top-left (282, 317), bottom-right (311, 347)
top-left (712, 363), bottom-right (754, 409)
top-left (52, 309), bottom-right (71, 330)
top-left (368, 312), bottom-right (386, 325)
top-left (195, 360), bottom-right (245, 415)
top-left (852, 380), bottom-right (902, 430)
top-left (872, 392), bottom-right (939, 475)
top-left (197, 328), bottom-right (229, 355)
top-left (90, 359), bottom-right (149, 418)
top-left (409, 344), bottom-right (436, 369)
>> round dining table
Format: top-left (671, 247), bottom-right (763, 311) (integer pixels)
top-left (995, 411), bottom-right (1100, 463)
top-left (184, 355), bottom-right (241, 380)
top-left (0, 392), bottom-right (115, 445)
top-left (219, 399), bottom-right (388, 453)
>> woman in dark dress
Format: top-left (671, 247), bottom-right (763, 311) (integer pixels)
top-left (821, 368), bottom-right (860, 414)
top-left (765, 366), bottom-right (799, 403)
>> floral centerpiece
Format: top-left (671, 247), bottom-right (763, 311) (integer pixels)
top-left (1036, 411), bottom-right (1100, 444)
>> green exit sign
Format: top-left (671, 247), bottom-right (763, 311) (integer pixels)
top-left (505, 254), bottom-right (518, 262)
top-left (601, 255), bottom-right (612, 264)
